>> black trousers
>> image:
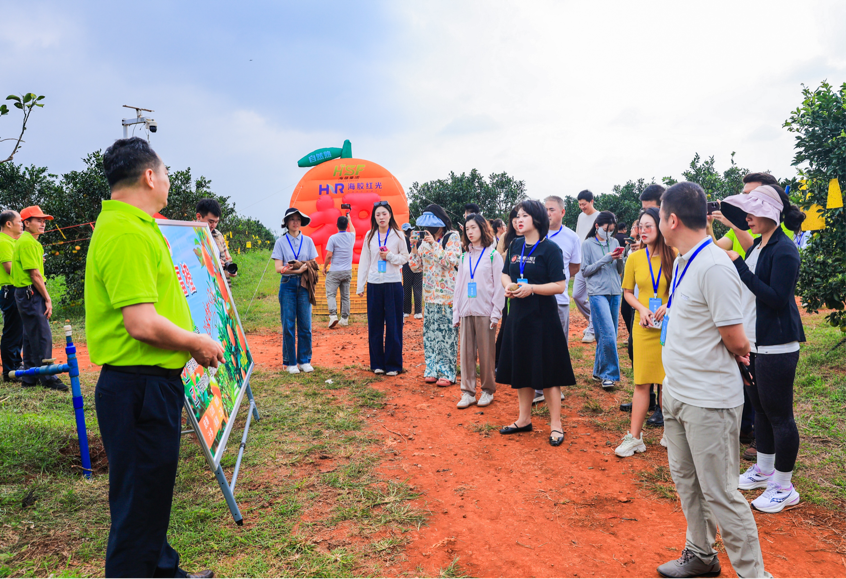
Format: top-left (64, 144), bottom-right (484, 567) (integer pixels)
top-left (0, 285), bottom-right (23, 376)
top-left (14, 287), bottom-right (52, 385)
top-left (620, 298), bottom-right (634, 363)
top-left (747, 351), bottom-right (801, 473)
top-left (402, 268), bottom-right (422, 315)
top-left (367, 282), bottom-right (404, 372)
top-left (96, 366), bottom-right (188, 578)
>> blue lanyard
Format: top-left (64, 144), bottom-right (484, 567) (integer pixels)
top-left (285, 233), bottom-right (302, 261)
top-left (378, 228), bottom-right (390, 249)
top-left (548, 226), bottom-right (562, 239)
top-left (469, 247), bottom-right (486, 280)
top-left (519, 240), bottom-right (540, 278)
top-left (668, 238), bottom-right (711, 309)
top-left (645, 246), bottom-right (662, 298)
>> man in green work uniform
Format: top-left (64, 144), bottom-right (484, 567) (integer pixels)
top-left (86, 137), bottom-right (223, 578)
top-left (12, 206), bottom-right (66, 390)
top-left (0, 210), bottom-right (24, 382)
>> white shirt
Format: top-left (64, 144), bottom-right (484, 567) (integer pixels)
top-left (356, 228), bottom-right (409, 293)
top-left (662, 237), bottom-right (745, 409)
top-left (576, 211), bottom-right (600, 242)
top-left (547, 224), bottom-right (581, 305)
top-left (325, 231), bottom-right (355, 271)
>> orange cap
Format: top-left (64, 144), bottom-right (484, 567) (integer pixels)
top-left (20, 206), bottom-right (54, 221)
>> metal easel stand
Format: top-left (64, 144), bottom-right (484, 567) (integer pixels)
top-left (13, 325), bottom-right (92, 479)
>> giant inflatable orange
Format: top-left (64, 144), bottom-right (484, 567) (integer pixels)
top-left (289, 155), bottom-right (409, 264)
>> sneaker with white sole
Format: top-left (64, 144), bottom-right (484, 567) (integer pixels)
top-left (374, 369), bottom-right (385, 374)
top-left (386, 371), bottom-right (398, 376)
top-left (414, 313), bottom-right (422, 319)
top-left (339, 317), bottom-right (349, 326)
top-left (287, 365), bottom-right (300, 374)
top-left (660, 435), bottom-right (667, 448)
top-left (751, 482), bottom-right (800, 513)
top-left (299, 363), bottom-right (314, 373)
top-left (532, 391), bottom-right (545, 404)
top-left (403, 313), bottom-right (410, 318)
top-left (614, 433), bottom-right (647, 458)
top-left (738, 464), bottom-right (773, 490)
top-left (457, 392), bottom-right (476, 409)
top-left (478, 391), bottom-right (494, 407)
top-left (601, 379), bottom-right (615, 390)
top-left (328, 315), bottom-right (339, 328)
top-left (581, 332), bottom-right (596, 343)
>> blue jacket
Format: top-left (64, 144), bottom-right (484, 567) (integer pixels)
top-left (733, 227), bottom-right (805, 346)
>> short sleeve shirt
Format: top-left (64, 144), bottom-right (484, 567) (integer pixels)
top-left (547, 225), bottom-right (581, 305)
top-left (326, 231), bottom-right (355, 271)
top-left (84, 201), bottom-right (193, 369)
top-left (0, 232), bottom-right (15, 286)
top-left (11, 231), bottom-right (45, 287)
top-left (271, 233), bottom-right (318, 275)
top-left (503, 238), bottom-right (566, 286)
top-left (661, 238), bottom-right (745, 409)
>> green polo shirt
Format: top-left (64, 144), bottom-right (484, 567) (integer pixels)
top-left (0, 232), bottom-right (15, 286)
top-left (85, 200), bottom-right (193, 369)
top-left (725, 223), bottom-right (793, 259)
top-left (11, 231), bottom-right (45, 287)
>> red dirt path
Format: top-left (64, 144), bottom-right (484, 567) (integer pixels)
top-left (55, 319), bottom-right (846, 578)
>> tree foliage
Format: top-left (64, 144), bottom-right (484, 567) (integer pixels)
top-left (0, 151), bottom-right (275, 304)
top-left (406, 169), bottom-right (527, 226)
top-left (785, 80), bottom-right (846, 329)
top-left (0, 93), bottom-right (45, 164)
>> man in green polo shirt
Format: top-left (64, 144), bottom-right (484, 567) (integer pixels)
top-left (86, 137), bottom-right (223, 578)
top-left (12, 205), bottom-right (66, 391)
top-left (0, 210), bottom-right (24, 382)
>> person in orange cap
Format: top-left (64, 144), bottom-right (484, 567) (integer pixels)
top-left (11, 205), bottom-right (66, 390)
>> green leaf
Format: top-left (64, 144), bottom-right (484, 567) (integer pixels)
top-left (13, 102), bottom-right (22, 109)
top-left (23, 93), bottom-right (34, 103)
top-left (6, 95), bottom-right (20, 102)
top-left (36, 95), bottom-right (45, 101)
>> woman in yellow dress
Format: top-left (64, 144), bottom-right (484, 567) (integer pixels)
top-left (615, 207), bottom-right (676, 457)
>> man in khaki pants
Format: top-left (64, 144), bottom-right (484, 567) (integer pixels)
top-left (657, 182), bottom-right (769, 579)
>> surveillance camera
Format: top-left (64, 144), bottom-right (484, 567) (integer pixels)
top-left (145, 119), bottom-right (158, 133)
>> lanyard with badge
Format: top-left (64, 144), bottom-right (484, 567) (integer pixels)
top-left (517, 240), bottom-right (539, 285)
top-left (646, 246), bottom-right (663, 330)
top-left (467, 247), bottom-right (486, 298)
top-left (661, 238), bottom-right (711, 346)
top-left (286, 233), bottom-right (302, 262)
top-left (377, 229), bottom-right (390, 273)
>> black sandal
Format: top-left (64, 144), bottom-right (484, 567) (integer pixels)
top-left (549, 429), bottom-right (565, 446)
top-left (500, 422), bottom-right (533, 435)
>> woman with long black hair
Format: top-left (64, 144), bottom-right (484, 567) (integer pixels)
top-left (356, 202), bottom-right (408, 375)
top-left (496, 200), bottom-right (576, 446)
top-left (722, 184), bottom-right (806, 513)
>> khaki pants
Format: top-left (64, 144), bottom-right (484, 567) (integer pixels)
top-left (663, 390), bottom-right (767, 578)
top-left (325, 270), bottom-right (352, 318)
top-left (459, 316), bottom-right (497, 395)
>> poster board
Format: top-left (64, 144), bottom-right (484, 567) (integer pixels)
top-left (157, 220), bottom-right (254, 468)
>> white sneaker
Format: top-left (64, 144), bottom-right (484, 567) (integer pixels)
top-left (752, 483), bottom-right (800, 513)
top-left (414, 313), bottom-right (423, 319)
top-left (374, 369), bottom-right (385, 374)
top-left (601, 379), bottom-right (615, 391)
top-left (478, 391), bottom-right (494, 407)
top-left (739, 464), bottom-right (773, 490)
top-left (339, 318), bottom-right (349, 326)
top-left (287, 365), bottom-right (300, 374)
top-left (614, 433), bottom-right (647, 458)
top-left (532, 391), bottom-right (545, 404)
top-left (386, 371), bottom-right (398, 376)
top-left (457, 392), bottom-right (477, 409)
top-left (403, 313), bottom-right (410, 318)
top-left (581, 332), bottom-right (596, 343)
top-left (299, 363), bottom-right (314, 373)
top-left (328, 315), bottom-right (339, 328)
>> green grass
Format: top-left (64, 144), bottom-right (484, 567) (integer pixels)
top-left (0, 367), bottom-right (427, 577)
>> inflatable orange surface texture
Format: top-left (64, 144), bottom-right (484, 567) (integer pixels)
top-left (289, 158), bottom-right (409, 264)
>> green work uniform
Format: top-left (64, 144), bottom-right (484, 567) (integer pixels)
top-left (0, 232), bottom-right (15, 286)
top-left (85, 200), bottom-right (193, 369)
top-left (725, 223), bottom-right (793, 259)
top-left (11, 231), bottom-right (45, 287)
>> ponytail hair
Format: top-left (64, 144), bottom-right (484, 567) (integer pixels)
top-left (774, 185), bottom-right (806, 231)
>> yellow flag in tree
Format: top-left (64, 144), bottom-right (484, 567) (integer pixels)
top-left (246, 241), bottom-right (252, 248)
top-left (827, 178), bottom-right (843, 209)
top-left (803, 204), bottom-right (826, 231)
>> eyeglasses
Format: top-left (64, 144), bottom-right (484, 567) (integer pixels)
top-left (639, 224), bottom-right (655, 231)
top-left (373, 201), bottom-right (390, 208)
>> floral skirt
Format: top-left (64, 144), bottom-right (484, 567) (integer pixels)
top-left (423, 302), bottom-right (458, 382)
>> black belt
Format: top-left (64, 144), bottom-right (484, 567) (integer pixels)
top-left (103, 364), bottom-right (184, 379)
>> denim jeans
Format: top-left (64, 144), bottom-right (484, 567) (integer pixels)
top-left (589, 294), bottom-right (621, 381)
top-left (278, 275), bottom-right (312, 366)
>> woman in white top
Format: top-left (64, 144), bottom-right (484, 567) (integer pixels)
top-left (356, 201), bottom-right (409, 375)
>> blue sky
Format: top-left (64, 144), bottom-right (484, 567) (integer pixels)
top-left (3, 1), bottom-right (846, 231)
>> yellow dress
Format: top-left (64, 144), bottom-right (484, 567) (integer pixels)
top-left (622, 249), bottom-right (672, 385)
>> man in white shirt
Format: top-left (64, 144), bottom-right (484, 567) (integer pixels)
top-left (573, 190), bottom-right (599, 342)
top-left (324, 216), bottom-right (356, 328)
top-left (657, 182), bottom-right (768, 579)
top-left (545, 196), bottom-right (581, 342)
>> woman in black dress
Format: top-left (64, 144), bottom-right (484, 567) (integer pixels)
top-left (496, 200), bottom-right (576, 446)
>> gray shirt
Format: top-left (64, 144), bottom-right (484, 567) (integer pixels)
top-left (326, 231), bottom-right (355, 271)
top-left (271, 233), bottom-right (318, 275)
top-left (580, 237), bottom-right (624, 296)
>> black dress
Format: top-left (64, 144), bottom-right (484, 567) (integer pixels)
top-left (495, 238), bottom-right (576, 390)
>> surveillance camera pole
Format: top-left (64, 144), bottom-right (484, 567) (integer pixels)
top-left (121, 105), bottom-right (155, 139)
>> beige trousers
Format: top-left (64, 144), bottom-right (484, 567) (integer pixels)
top-left (459, 316), bottom-right (497, 395)
top-left (663, 389), bottom-right (767, 578)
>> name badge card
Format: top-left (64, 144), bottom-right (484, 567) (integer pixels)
top-left (660, 313), bottom-right (669, 346)
top-left (648, 297), bottom-right (663, 330)
top-left (467, 282), bottom-right (477, 298)
top-left (377, 260), bottom-right (387, 273)
top-left (517, 278), bottom-right (528, 285)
